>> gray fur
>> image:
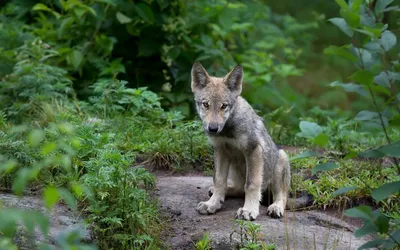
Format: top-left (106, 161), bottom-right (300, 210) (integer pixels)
top-left (191, 62), bottom-right (291, 220)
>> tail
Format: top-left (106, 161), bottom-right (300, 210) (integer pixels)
top-left (278, 149), bottom-right (314, 210)
top-left (286, 194), bottom-right (314, 210)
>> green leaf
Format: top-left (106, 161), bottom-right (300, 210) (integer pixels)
top-left (41, 142), bottom-right (57, 155)
top-left (344, 149), bottom-right (358, 159)
top-left (313, 133), bottom-right (329, 147)
top-left (298, 121), bottom-right (323, 139)
top-left (69, 50), bottom-right (83, 70)
top-left (28, 129), bottom-right (45, 147)
top-left (359, 141), bottom-right (400, 158)
top-left (116, 12), bottom-right (132, 24)
top-left (290, 151), bottom-right (321, 161)
top-left (73, 7), bottom-right (86, 19)
top-left (332, 186), bottom-right (358, 196)
top-left (329, 18), bottom-right (354, 37)
top-left (354, 221), bottom-right (377, 237)
top-left (382, 5), bottom-right (400, 12)
top-left (359, 148), bottom-right (385, 158)
top-left (390, 114), bottom-right (400, 127)
top-left (374, 71), bottom-right (390, 87)
top-left (32, 3), bottom-right (52, 11)
top-left (344, 205), bottom-right (373, 220)
top-left (372, 181), bottom-right (400, 202)
top-left (357, 239), bottom-right (384, 250)
top-left (94, 0), bottom-right (117, 6)
top-left (352, 47), bottom-right (373, 69)
top-left (335, 0), bottom-right (349, 9)
top-left (12, 168), bottom-right (38, 195)
top-left (351, 0), bottom-right (363, 11)
top-left (157, 0), bottom-right (169, 10)
top-left (43, 187), bottom-right (60, 209)
top-left (32, 3), bottom-right (61, 19)
top-left (378, 141), bottom-right (400, 157)
top-left (312, 162), bottom-right (339, 175)
top-left (0, 209), bottom-right (18, 237)
top-left (354, 110), bottom-right (378, 121)
top-left (365, 30), bottom-right (397, 52)
top-left (349, 70), bottom-right (375, 86)
top-left (58, 188), bottom-right (77, 210)
top-left (71, 182), bottom-right (84, 198)
top-left (375, 0), bottom-right (393, 13)
top-left (382, 230), bottom-right (400, 249)
top-left (134, 2), bottom-right (155, 23)
top-left (167, 47), bottom-right (180, 60)
top-left (34, 211), bottom-right (50, 236)
top-left (330, 81), bottom-right (368, 97)
top-left (340, 9), bottom-right (360, 28)
top-left (0, 160), bottom-right (18, 174)
top-left (380, 30), bottom-right (397, 51)
top-left (355, 27), bottom-right (381, 38)
top-left (370, 85), bottom-right (391, 96)
top-left (324, 46), bottom-right (358, 62)
top-left (375, 214), bottom-right (389, 233)
top-left (58, 17), bottom-right (74, 39)
top-left (58, 155), bottom-right (71, 171)
top-left (21, 211), bottom-right (35, 233)
top-left (39, 244), bottom-right (57, 250)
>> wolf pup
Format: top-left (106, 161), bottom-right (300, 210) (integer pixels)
top-left (191, 62), bottom-right (291, 221)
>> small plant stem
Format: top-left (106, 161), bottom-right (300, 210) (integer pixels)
top-left (368, 86), bottom-right (400, 174)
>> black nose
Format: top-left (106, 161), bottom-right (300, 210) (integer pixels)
top-left (208, 124), bottom-right (219, 133)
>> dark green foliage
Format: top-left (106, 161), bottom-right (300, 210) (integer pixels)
top-left (0, 39), bottom-right (72, 121)
top-left (0, 36), bottom-right (211, 248)
top-left (295, 0), bottom-right (400, 249)
top-left (0, 0), bottom-right (399, 249)
top-left (82, 151), bottom-right (160, 249)
top-left (0, 0), bottom-right (324, 119)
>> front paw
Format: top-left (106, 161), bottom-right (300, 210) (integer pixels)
top-left (267, 203), bottom-right (284, 218)
top-left (196, 201), bottom-right (221, 215)
top-left (235, 207), bottom-right (259, 221)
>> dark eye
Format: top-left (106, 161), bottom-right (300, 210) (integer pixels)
top-left (221, 104), bottom-right (228, 110)
top-left (203, 102), bottom-right (209, 108)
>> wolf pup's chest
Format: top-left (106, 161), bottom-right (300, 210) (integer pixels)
top-left (208, 132), bottom-right (249, 153)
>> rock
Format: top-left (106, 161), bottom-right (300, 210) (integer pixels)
top-left (0, 193), bottom-right (91, 249)
top-left (157, 176), bottom-right (373, 250)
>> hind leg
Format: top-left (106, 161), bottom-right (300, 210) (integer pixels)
top-left (267, 150), bottom-right (290, 218)
top-left (209, 165), bottom-right (245, 197)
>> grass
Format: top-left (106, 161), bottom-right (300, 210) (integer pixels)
top-left (289, 150), bottom-right (400, 216)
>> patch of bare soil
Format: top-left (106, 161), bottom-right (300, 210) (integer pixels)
top-left (0, 193), bottom-right (91, 249)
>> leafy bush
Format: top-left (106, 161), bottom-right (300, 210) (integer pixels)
top-left (0, 39), bottom-right (72, 121)
top-left (0, 33), bottom-right (211, 249)
top-left (0, 119), bottom-right (95, 250)
top-left (0, 0), bottom-right (325, 119)
top-left (82, 150), bottom-right (161, 249)
top-left (294, 0), bottom-right (400, 249)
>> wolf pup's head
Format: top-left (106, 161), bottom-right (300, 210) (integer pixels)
top-left (191, 62), bottom-right (243, 135)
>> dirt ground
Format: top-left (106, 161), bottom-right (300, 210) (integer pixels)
top-left (156, 175), bottom-right (373, 250)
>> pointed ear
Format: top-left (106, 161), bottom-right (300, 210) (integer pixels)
top-left (224, 65), bottom-right (243, 96)
top-left (191, 62), bottom-right (209, 93)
